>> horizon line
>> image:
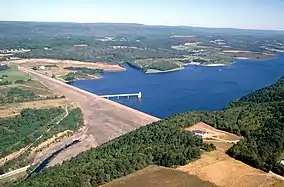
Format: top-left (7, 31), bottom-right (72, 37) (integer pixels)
top-left (1, 20), bottom-right (284, 32)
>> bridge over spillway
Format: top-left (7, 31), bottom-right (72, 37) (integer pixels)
top-left (99, 92), bottom-right (142, 99)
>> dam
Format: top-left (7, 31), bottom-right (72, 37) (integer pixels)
top-left (18, 66), bottom-right (159, 166)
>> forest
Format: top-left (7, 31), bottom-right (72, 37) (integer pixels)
top-left (16, 76), bottom-right (284, 187)
top-left (17, 113), bottom-right (215, 187)
top-left (0, 108), bottom-right (83, 174)
top-left (0, 108), bottom-right (64, 158)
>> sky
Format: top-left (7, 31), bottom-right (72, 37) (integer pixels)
top-left (1, 0), bottom-right (284, 30)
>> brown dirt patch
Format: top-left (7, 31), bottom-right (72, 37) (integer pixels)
top-left (102, 165), bottom-right (217, 187)
top-left (186, 122), bottom-right (241, 141)
top-left (177, 150), bottom-right (284, 187)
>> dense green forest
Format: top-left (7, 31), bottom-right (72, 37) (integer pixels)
top-left (226, 77), bottom-right (284, 175)
top-left (0, 108), bottom-right (64, 158)
top-left (0, 108), bottom-right (83, 174)
top-left (16, 76), bottom-right (284, 187)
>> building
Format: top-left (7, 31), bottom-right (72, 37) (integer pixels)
top-left (191, 130), bottom-right (205, 137)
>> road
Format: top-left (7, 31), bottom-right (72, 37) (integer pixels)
top-left (19, 66), bottom-right (159, 166)
top-left (0, 165), bottom-right (30, 180)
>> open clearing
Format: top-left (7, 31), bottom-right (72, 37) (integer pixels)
top-left (180, 122), bottom-right (284, 187)
top-left (102, 165), bottom-right (217, 187)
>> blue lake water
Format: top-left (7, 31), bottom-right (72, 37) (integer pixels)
top-left (70, 53), bottom-right (284, 118)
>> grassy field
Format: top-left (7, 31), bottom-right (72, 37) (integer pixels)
top-left (102, 166), bottom-right (217, 187)
top-left (0, 66), bottom-right (30, 83)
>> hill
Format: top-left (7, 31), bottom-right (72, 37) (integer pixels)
top-left (15, 76), bottom-right (284, 186)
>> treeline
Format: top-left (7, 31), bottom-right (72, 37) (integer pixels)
top-left (18, 112), bottom-right (215, 187)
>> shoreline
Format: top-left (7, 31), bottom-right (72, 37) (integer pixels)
top-left (145, 67), bottom-right (184, 74)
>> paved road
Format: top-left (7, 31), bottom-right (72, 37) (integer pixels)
top-left (19, 67), bottom-right (159, 166)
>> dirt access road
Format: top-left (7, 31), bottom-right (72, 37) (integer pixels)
top-left (19, 67), bottom-right (159, 166)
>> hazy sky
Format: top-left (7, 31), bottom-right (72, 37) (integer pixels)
top-left (1, 0), bottom-right (284, 30)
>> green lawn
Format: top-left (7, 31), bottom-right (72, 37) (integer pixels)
top-left (0, 66), bottom-right (30, 84)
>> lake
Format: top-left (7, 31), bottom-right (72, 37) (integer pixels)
top-left (70, 53), bottom-right (284, 118)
